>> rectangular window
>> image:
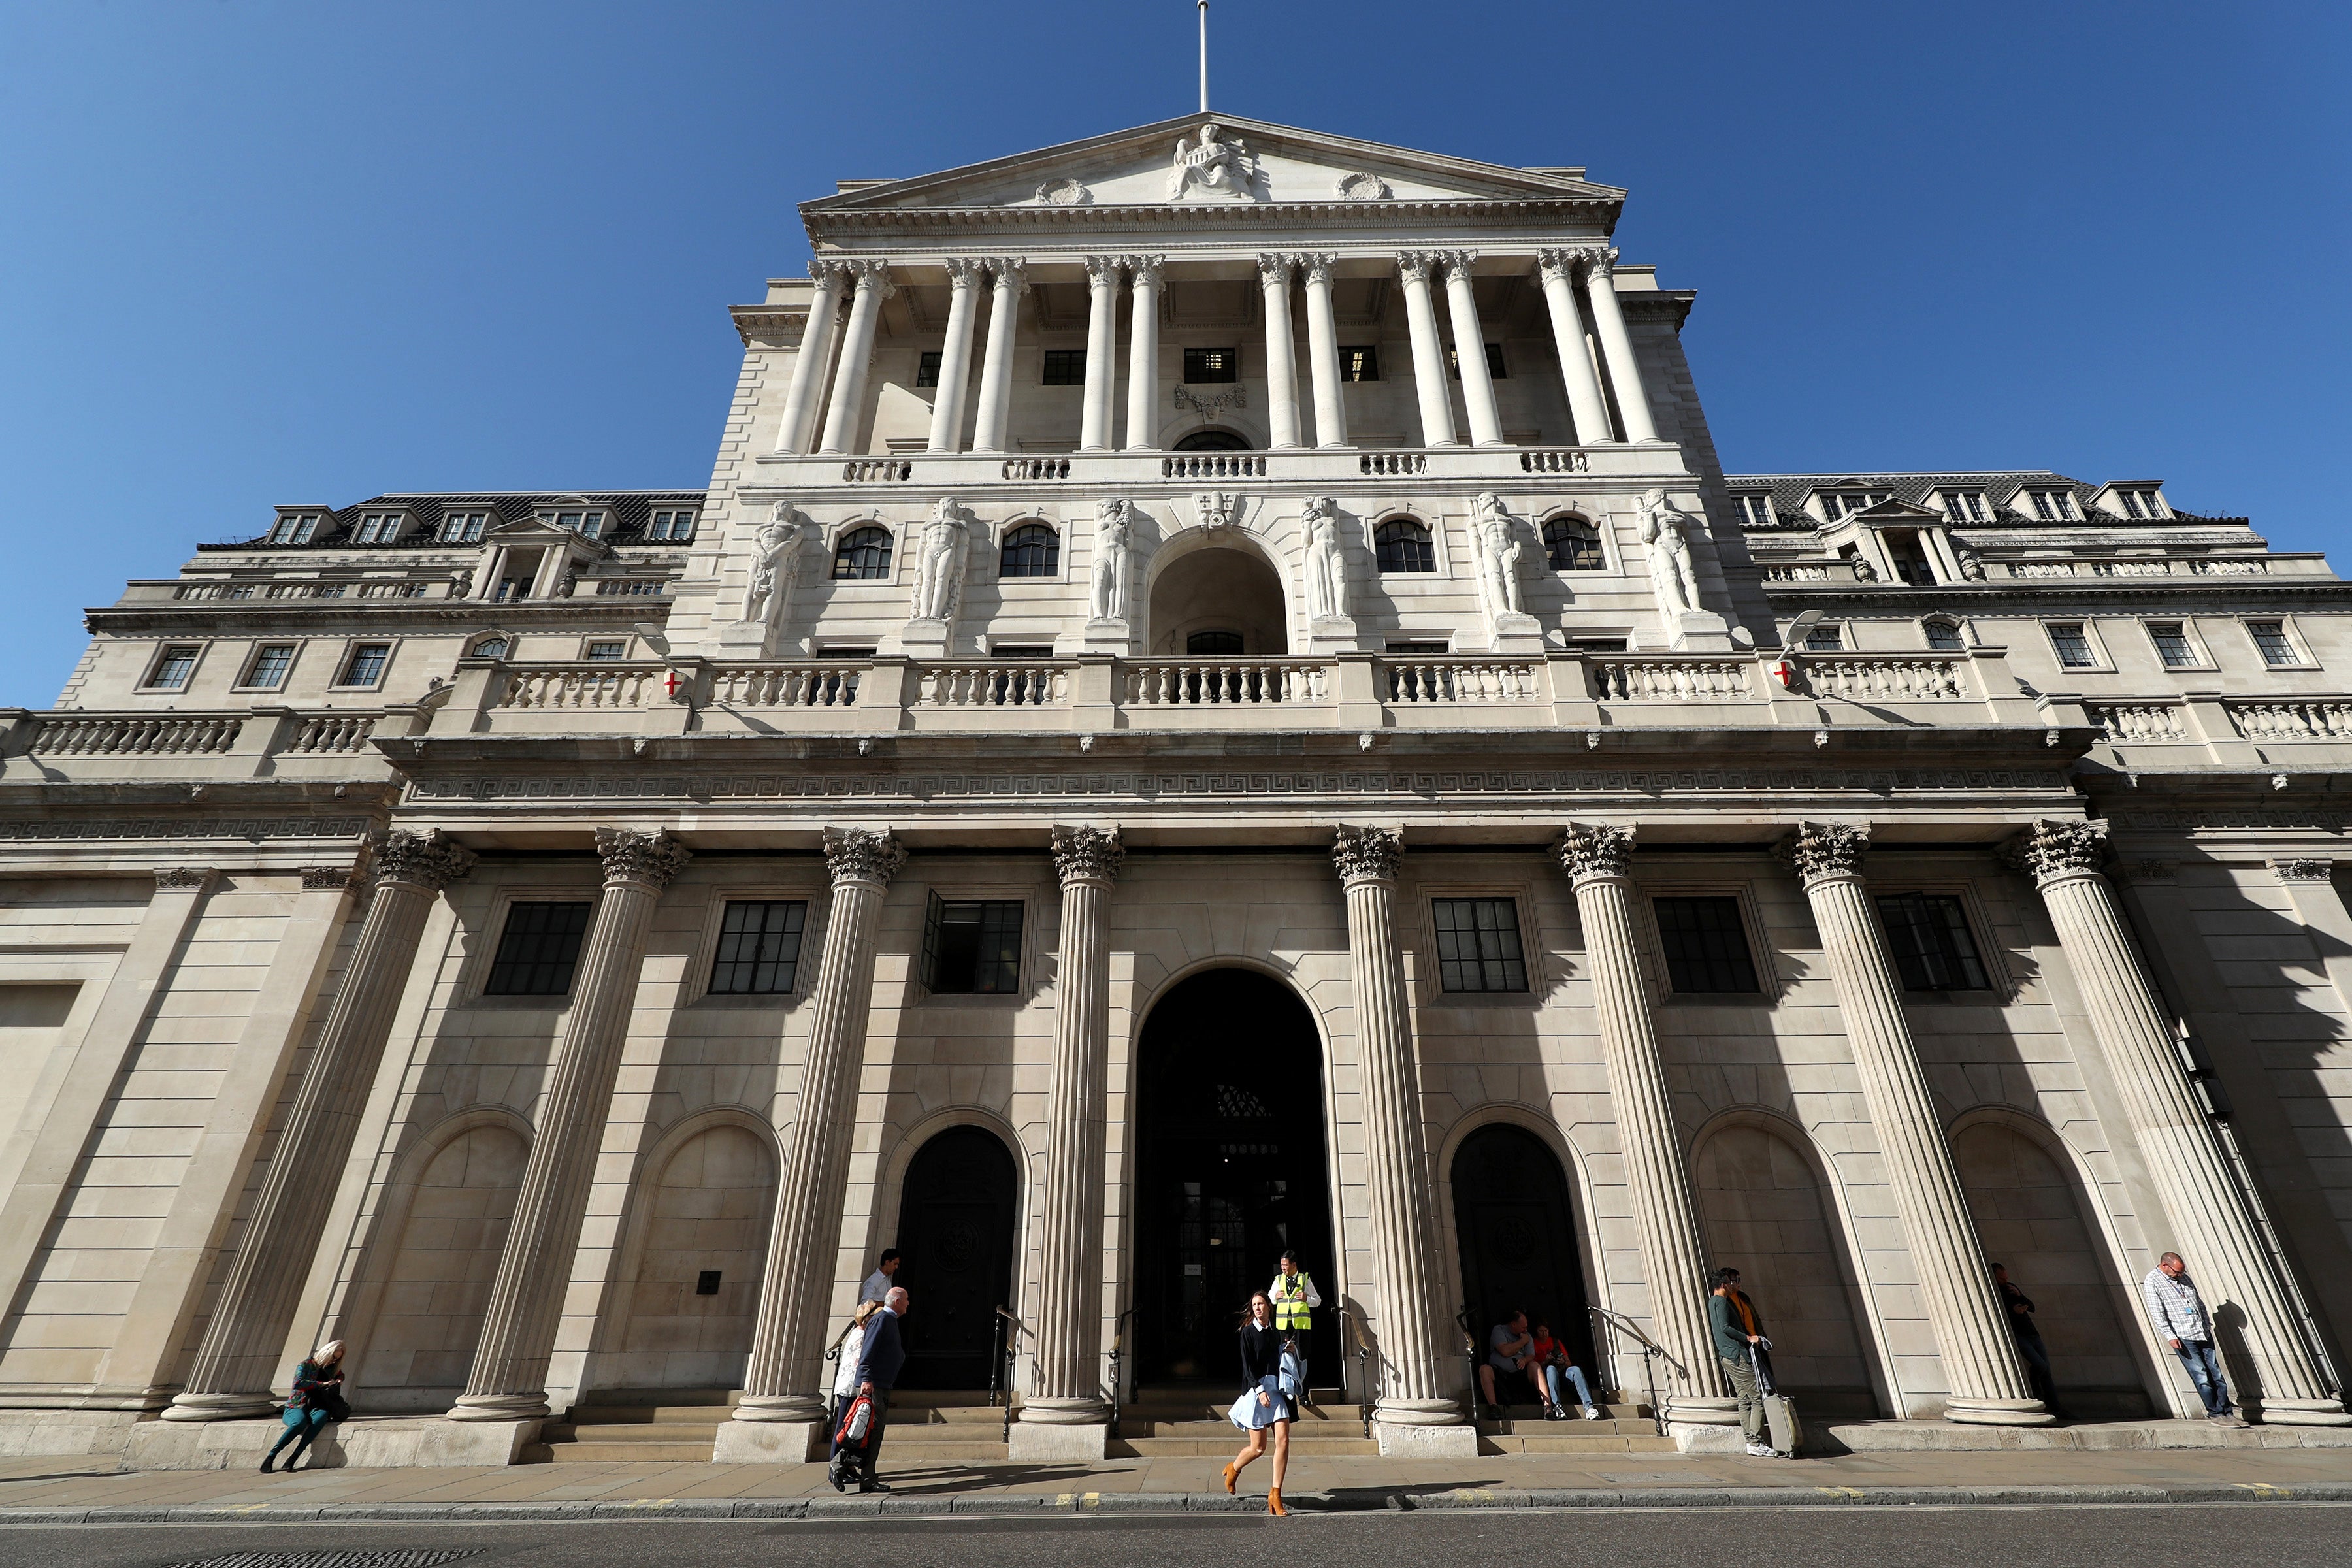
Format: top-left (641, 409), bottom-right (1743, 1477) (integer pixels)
top-left (242, 644), bottom-right (297, 689)
top-left (1446, 344), bottom-right (1508, 379)
top-left (1042, 349), bottom-right (1086, 385)
top-left (914, 350), bottom-right (943, 389)
top-left (484, 902), bottom-right (593, 996)
top-left (1431, 898), bottom-right (1529, 993)
top-left (1874, 893), bottom-right (1991, 991)
top-left (1652, 897), bottom-right (1761, 994)
top-left (338, 643), bottom-right (391, 687)
top-left (582, 640), bottom-right (627, 661)
top-left (1942, 490), bottom-right (1988, 522)
top-left (2027, 488), bottom-right (2080, 521)
top-left (2247, 620), bottom-right (2303, 667)
top-left (708, 900), bottom-right (808, 995)
top-left (921, 896), bottom-right (1023, 994)
top-left (1924, 621), bottom-right (1966, 652)
top-left (1805, 625), bottom-right (1844, 651)
top-left (648, 509), bottom-right (697, 542)
top-left (2046, 622), bottom-right (2097, 669)
top-left (2146, 622), bottom-right (2198, 668)
top-left (1183, 346), bottom-right (1238, 383)
top-left (440, 510), bottom-right (487, 544)
top-left (2118, 487), bottom-right (2163, 519)
top-left (1737, 495), bottom-right (1774, 527)
top-left (144, 645), bottom-right (201, 691)
top-left (1339, 345), bottom-right (1380, 382)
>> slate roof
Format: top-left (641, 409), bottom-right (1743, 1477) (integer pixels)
top-left (200, 490), bottom-right (710, 551)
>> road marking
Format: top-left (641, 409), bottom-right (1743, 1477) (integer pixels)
top-left (1452, 1488), bottom-right (1495, 1503)
top-left (1814, 1486), bottom-right (1865, 1499)
top-left (619, 1498), bottom-right (675, 1509)
top-left (2234, 1482), bottom-right (2293, 1498)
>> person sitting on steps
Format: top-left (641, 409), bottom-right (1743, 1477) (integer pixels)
top-left (1527, 1320), bottom-right (1604, 1420)
top-left (1478, 1308), bottom-right (1538, 1415)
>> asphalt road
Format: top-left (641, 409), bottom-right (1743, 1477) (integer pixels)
top-left (5, 1504), bottom-right (2348, 1568)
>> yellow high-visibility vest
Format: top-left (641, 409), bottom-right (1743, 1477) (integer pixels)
top-left (1272, 1271), bottom-right (1315, 1331)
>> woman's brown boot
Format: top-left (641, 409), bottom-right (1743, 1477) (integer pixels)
top-left (1267, 1484), bottom-right (1288, 1516)
top-left (1221, 1460), bottom-right (1238, 1495)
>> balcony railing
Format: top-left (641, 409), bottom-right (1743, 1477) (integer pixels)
top-left (759, 444), bottom-right (1663, 489)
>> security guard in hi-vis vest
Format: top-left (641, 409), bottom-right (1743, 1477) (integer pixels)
top-left (1269, 1249), bottom-right (1321, 1386)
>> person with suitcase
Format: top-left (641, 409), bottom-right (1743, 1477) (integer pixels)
top-left (1708, 1267), bottom-right (1786, 1458)
top-left (830, 1285), bottom-right (910, 1493)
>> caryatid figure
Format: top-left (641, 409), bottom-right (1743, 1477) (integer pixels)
top-left (911, 497), bottom-right (973, 623)
top-left (1090, 498), bottom-right (1134, 623)
top-left (741, 503), bottom-right (805, 629)
top-left (1469, 491), bottom-right (1525, 626)
top-left (1303, 496), bottom-right (1350, 621)
top-left (1637, 487), bottom-right (1703, 617)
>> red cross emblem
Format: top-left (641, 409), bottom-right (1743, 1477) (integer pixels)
top-left (664, 670), bottom-right (683, 698)
top-left (1771, 659), bottom-right (1797, 689)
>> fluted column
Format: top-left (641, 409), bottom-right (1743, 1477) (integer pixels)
top-left (1120, 256), bottom-right (1164, 452)
top-left (971, 259), bottom-right (1026, 455)
top-left (1578, 246), bottom-right (1661, 444)
top-left (926, 258), bottom-right (983, 453)
top-left (816, 261), bottom-right (893, 456)
top-left (1439, 252), bottom-right (1505, 447)
top-left (734, 828), bottom-right (907, 1424)
top-left (2019, 821), bottom-right (2350, 1424)
top-left (1396, 253), bottom-right (1456, 448)
top-left (1257, 253), bottom-right (1303, 449)
top-left (1022, 827), bottom-right (1122, 1427)
top-left (449, 828), bottom-right (691, 1420)
top-left (1555, 825), bottom-right (1728, 1421)
top-left (775, 261), bottom-right (849, 454)
top-left (1536, 250), bottom-right (1615, 445)
top-left (1080, 255), bottom-right (1121, 452)
top-left (166, 832), bottom-right (476, 1421)
top-left (1784, 822), bottom-right (2048, 1426)
top-left (1331, 826), bottom-right (1461, 1428)
top-left (1299, 252), bottom-right (1348, 448)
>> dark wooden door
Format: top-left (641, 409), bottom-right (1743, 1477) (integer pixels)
top-left (1451, 1124), bottom-right (1595, 1379)
top-left (892, 1126), bottom-right (1019, 1389)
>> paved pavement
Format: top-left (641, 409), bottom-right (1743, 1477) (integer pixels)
top-left (1, 1440), bottom-right (2349, 1521)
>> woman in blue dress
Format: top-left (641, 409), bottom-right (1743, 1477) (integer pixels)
top-left (1222, 1291), bottom-right (1303, 1516)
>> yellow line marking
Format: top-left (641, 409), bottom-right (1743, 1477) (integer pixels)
top-left (1453, 1488), bottom-right (1495, 1503)
top-left (2234, 1483), bottom-right (2293, 1497)
top-left (208, 1505), bottom-right (274, 1514)
top-left (1814, 1486), bottom-right (1864, 1499)
top-left (619, 1499), bottom-right (675, 1509)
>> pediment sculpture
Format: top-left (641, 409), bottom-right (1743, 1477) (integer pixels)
top-left (1165, 122), bottom-right (1266, 203)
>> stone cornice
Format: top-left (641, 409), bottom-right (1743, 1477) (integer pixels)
top-left (806, 196), bottom-right (1622, 244)
top-left (730, 304), bottom-right (811, 348)
top-left (1756, 580), bottom-right (2352, 606)
top-left (85, 601), bottom-right (679, 634)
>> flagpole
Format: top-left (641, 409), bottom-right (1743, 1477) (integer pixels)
top-left (1198, 0), bottom-right (1209, 112)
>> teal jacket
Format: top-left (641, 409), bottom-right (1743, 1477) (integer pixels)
top-left (1708, 1290), bottom-right (1763, 1361)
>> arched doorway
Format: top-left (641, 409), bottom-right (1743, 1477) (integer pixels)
top-left (1147, 544), bottom-right (1288, 656)
top-left (892, 1126), bottom-right (1020, 1389)
top-left (363, 1123), bottom-right (526, 1407)
top-left (1174, 428), bottom-right (1250, 451)
top-left (1135, 969), bottom-right (1335, 1384)
top-left (1450, 1124), bottom-right (1594, 1384)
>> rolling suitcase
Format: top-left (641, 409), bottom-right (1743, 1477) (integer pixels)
top-left (1761, 1392), bottom-right (1801, 1457)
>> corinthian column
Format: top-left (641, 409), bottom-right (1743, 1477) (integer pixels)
top-left (1257, 253), bottom-right (1303, 449)
top-left (730, 828), bottom-right (907, 1439)
top-left (1122, 257), bottom-right (1163, 451)
top-left (775, 261), bottom-right (849, 454)
top-left (817, 261), bottom-right (894, 456)
top-left (1578, 247), bottom-right (1661, 444)
top-left (1439, 252), bottom-right (1505, 448)
top-left (1535, 250), bottom-right (1614, 445)
top-left (449, 828), bottom-right (692, 1421)
top-left (1011, 826), bottom-right (1122, 1458)
top-left (166, 831), bottom-right (476, 1421)
top-left (2019, 821), bottom-right (2350, 1424)
top-left (1554, 825), bottom-right (1728, 1424)
top-left (1299, 253), bottom-right (1348, 448)
top-left (972, 259), bottom-right (1026, 455)
top-left (1080, 256), bottom-right (1121, 452)
top-left (1784, 822), bottom-right (2048, 1425)
top-left (1396, 253), bottom-right (1457, 448)
top-left (926, 258), bottom-right (983, 453)
top-left (1331, 826), bottom-right (1467, 1446)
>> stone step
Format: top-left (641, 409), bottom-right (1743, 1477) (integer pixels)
top-left (1113, 1435), bottom-right (1381, 1458)
top-left (570, 1386), bottom-right (740, 1407)
top-left (564, 1405), bottom-right (739, 1426)
top-left (1480, 1433), bottom-right (1680, 1454)
top-left (1476, 1416), bottom-right (1655, 1437)
top-left (521, 1439), bottom-right (717, 1464)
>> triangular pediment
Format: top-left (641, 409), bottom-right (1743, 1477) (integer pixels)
top-left (804, 113), bottom-right (1624, 215)
top-left (1845, 499), bottom-right (1947, 523)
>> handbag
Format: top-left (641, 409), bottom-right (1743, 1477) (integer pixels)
top-left (834, 1392), bottom-right (874, 1449)
top-left (318, 1386), bottom-right (352, 1422)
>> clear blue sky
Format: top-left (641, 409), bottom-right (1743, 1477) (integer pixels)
top-left (2, 1), bottom-right (2344, 704)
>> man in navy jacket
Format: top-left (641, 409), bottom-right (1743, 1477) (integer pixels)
top-left (835, 1286), bottom-right (911, 1492)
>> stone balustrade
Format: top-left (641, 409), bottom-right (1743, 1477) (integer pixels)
top-left (1801, 655), bottom-right (1972, 702)
top-left (2091, 703), bottom-right (2189, 742)
top-left (917, 662), bottom-right (1068, 709)
top-left (1124, 657), bottom-right (1324, 707)
top-left (495, 664), bottom-right (659, 710)
top-left (1516, 448), bottom-right (1590, 473)
top-left (1384, 657), bottom-right (1543, 704)
top-left (282, 713), bottom-right (379, 753)
top-left (1587, 655), bottom-right (1752, 702)
top-left (2230, 701), bottom-right (2352, 740)
top-left (28, 713), bottom-right (244, 755)
top-left (708, 663), bottom-right (862, 709)
top-left (756, 444), bottom-right (1660, 491)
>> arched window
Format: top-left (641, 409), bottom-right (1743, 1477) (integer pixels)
top-left (1543, 516), bottom-right (1605, 572)
top-left (1186, 630), bottom-right (1244, 655)
top-left (832, 525), bottom-right (894, 581)
top-left (1175, 428), bottom-right (1250, 451)
top-left (1922, 617), bottom-right (1967, 651)
top-left (998, 523), bottom-right (1059, 579)
top-left (468, 636), bottom-right (510, 661)
top-left (1374, 518), bottom-right (1435, 574)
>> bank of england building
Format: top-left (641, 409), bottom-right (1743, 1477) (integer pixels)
top-left (1, 112), bottom-right (2348, 1466)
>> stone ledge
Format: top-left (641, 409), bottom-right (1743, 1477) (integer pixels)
top-left (1825, 1418), bottom-right (2352, 1452)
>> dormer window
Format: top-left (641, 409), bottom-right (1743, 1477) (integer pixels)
top-left (2026, 487), bottom-right (2082, 521)
top-left (1820, 491), bottom-right (1890, 521)
top-left (267, 514), bottom-right (319, 545)
top-left (440, 510), bottom-right (488, 544)
top-left (352, 512), bottom-right (406, 544)
top-left (1736, 495), bottom-right (1774, 528)
top-left (2117, 487), bottom-right (2166, 519)
top-left (1941, 490), bottom-right (1989, 523)
top-left (549, 510), bottom-right (606, 540)
top-left (648, 508), bottom-right (698, 542)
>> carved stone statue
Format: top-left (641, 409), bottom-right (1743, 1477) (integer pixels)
top-left (1636, 488), bottom-right (1703, 617)
top-left (1469, 492), bottom-right (1525, 626)
top-left (1303, 497), bottom-right (1349, 621)
top-left (1850, 553), bottom-right (1880, 583)
top-left (911, 497), bottom-right (973, 623)
top-left (1164, 122), bottom-right (1261, 201)
top-left (1090, 498), bottom-right (1134, 622)
top-left (1955, 544), bottom-right (1988, 581)
top-left (742, 503), bottom-right (805, 629)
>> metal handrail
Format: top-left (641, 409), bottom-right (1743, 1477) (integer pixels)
top-left (1455, 1304), bottom-right (1492, 1422)
top-left (1107, 1307), bottom-right (1137, 1441)
top-left (1588, 1304), bottom-right (1687, 1436)
top-left (1337, 1306), bottom-right (1373, 1439)
top-left (991, 1305), bottom-right (1032, 1444)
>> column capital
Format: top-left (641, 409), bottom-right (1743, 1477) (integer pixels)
top-left (1297, 252), bottom-right (1337, 288)
top-left (1331, 824), bottom-right (1401, 885)
top-left (1083, 255), bottom-right (1124, 289)
top-left (941, 256), bottom-right (986, 289)
top-left (845, 258), bottom-right (896, 299)
top-left (2274, 857), bottom-right (2338, 883)
top-left (1256, 252), bottom-right (1296, 286)
top-left (1556, 821), bottom-right (1636, 884)
top-left (1576, 244), bottom-right (1619, 281)
top-left (1125, 254), bottom-right (1165, 288)
top-left (595, 827), bottom-right (692, 890)
top-left (370, 828), bottom-right (478, 893)
top-left (1780, 820), bottom-right (1872, 886)
top-left (154, 866), bottom-right (217, 893)
top-left (1536, 247), bottom-right (1581, 286)
top-left (987, 257), bottom-right (1029, 291)
top-left (823, 825), bottom-right (907, 887)
top-left (1431, 250), bottom-right (1478, 285)
top-left (1396, 250), bottom-right (1435, 286)
top-left (1051, 825), bottom-right (1124, 886)
top-left (809, 257), bottom-right (852, 289)
top-left (2008, 818), bottom-right (2107, 886)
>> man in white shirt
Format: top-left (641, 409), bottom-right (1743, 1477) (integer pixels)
top-left (2142, 1251), bottom-right (2244, 1426)
top-left (861, 1250), bottom-right (900, 1305)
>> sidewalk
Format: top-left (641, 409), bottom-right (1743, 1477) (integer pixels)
top-left (3, 1438), bottom-right (2350, 1520)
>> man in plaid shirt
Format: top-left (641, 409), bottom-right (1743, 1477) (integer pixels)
top-left (2142, 1251), bottom-right (2246, 1425)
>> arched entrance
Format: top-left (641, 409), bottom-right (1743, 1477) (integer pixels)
top-left (1147, 542), bottom-right (1288, 656)
top-left (1174, 428), bottom-right (1250, 451)
top-left (892, 1125), bottom-right (1020, 1389)
top-left (1450, 1124), bottom-right (1595, 1385)
top-left (1135, 968), bottom-right (1335, 1384)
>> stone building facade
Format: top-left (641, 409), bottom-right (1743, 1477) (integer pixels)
top-left (1, 112), bottom-right (2348, 1465)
